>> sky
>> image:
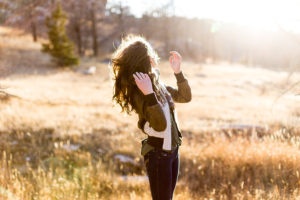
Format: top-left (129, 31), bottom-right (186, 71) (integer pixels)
top-left (107, 0), bottom-right (300, 32)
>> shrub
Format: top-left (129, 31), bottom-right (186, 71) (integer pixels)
top-left (42, 2), bottom-right (79, 67)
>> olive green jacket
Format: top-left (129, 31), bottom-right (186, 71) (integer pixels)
top-left (132, 69), bottom-right (192, 142)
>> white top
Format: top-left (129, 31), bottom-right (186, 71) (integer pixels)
top-left (143, 99), bottom-right (172, 151)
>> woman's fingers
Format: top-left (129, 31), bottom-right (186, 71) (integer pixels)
top-left (133, 73), bottom-right (141, 82)
top-left (133, 72), bottom-right (150, 82)
top-left (170, 51), bottom-right (181, 60)
top-left (170, 51), bottom-right (180, 57)
top-left (136, 72), bottom-right (143, 80)
top-left (133, 73), bottom-right (139, 81)
top-left (170, 52), bottom-right (177, 62)
top-left (170, 51), bottom-right (177, 59)
top-left (140, 72), bottom-right (147, 79)
top-left (169, 55), bottom-right (173, 64)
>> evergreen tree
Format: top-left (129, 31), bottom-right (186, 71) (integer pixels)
top-left (42, 2), bottom-right (79, 67)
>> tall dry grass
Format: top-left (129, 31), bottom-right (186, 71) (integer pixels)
top-left (1, 127), bottom-right (300, 199)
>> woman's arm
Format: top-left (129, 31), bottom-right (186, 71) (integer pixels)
top-left (167, 51), bottom-right (192, 103)
top-left (133, 72), bottom-right (167, 132)
top-left (166, 71), bottom-right (192, 103)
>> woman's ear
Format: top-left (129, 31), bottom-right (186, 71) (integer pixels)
top-left (150, 58), bottom-right (157, 67)
top-left (150, 59), bottom-right (154, 67)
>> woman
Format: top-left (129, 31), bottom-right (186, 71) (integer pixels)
top-left (111, 35), bottom-right (192, 200)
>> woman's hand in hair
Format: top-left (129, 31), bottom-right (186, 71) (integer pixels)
top-left (169, 51), bottom-right (182, 74)
top-left (133, 72), bottom-right (154, 95)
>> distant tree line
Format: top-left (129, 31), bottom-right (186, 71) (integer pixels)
top-left (2, 0), bottom-right (300, 70)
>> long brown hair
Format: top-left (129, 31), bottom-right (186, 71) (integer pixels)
top-left (111, 35), bottom-right (166, 114)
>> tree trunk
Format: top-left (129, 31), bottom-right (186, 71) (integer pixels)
top-left (74, 24), bottom-right (83, 56)
top-left (91, 8), bottom-right (98, 57)
top-left (31, 21), bottom-right (37, 42)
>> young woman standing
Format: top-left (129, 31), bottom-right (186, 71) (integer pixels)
top-left (111, 35), bottom-right (192, 200)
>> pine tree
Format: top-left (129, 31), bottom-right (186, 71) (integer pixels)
top-left (42, 2), bottom-right (79, 67)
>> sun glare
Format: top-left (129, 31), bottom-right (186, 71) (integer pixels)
top-left (114, 0), bottom-right (300, 33)
top-left (176, 0), bottom-right (300, 32)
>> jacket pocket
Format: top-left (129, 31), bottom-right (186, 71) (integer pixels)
top-left (156, 150), bottom-right (172, 159)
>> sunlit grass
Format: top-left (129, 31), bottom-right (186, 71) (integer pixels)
top-left (1, 128), bottom-right (300, 199)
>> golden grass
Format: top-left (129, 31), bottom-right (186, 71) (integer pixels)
top-left (0, 26), bottom-right (300, 199)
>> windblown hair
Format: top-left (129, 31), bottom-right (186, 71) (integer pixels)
top-left (111, 35), bottom-right (166, 114)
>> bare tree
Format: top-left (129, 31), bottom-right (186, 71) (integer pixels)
top-left (87, 0), bottom-right (107, 57)
top-left (145, 0), bottom-right (176, 57)
top-left (5, 0), bottom-right (53, 42)
top-left (67, 0), bottom-right (86, 55)
top-left (0, 0), bottom-right (12, 23)
top-left (106, 1), bottom-right (131, 37)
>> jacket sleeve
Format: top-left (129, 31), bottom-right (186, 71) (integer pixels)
top-left (165, 71), bottom-right (192, 103)
top-left (132, 91), bottom-right (167, 132)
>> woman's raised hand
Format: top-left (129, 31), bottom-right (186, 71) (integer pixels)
top-left (133, 72), bottom-right (154, 95)
top-left (169, 51), bottom-right (182, 74)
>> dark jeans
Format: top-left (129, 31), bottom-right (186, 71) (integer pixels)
top-left (143, 147), bottom-right (180, 200)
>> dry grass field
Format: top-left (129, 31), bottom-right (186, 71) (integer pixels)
top-left (0, 26), bottom-right (300, 199)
